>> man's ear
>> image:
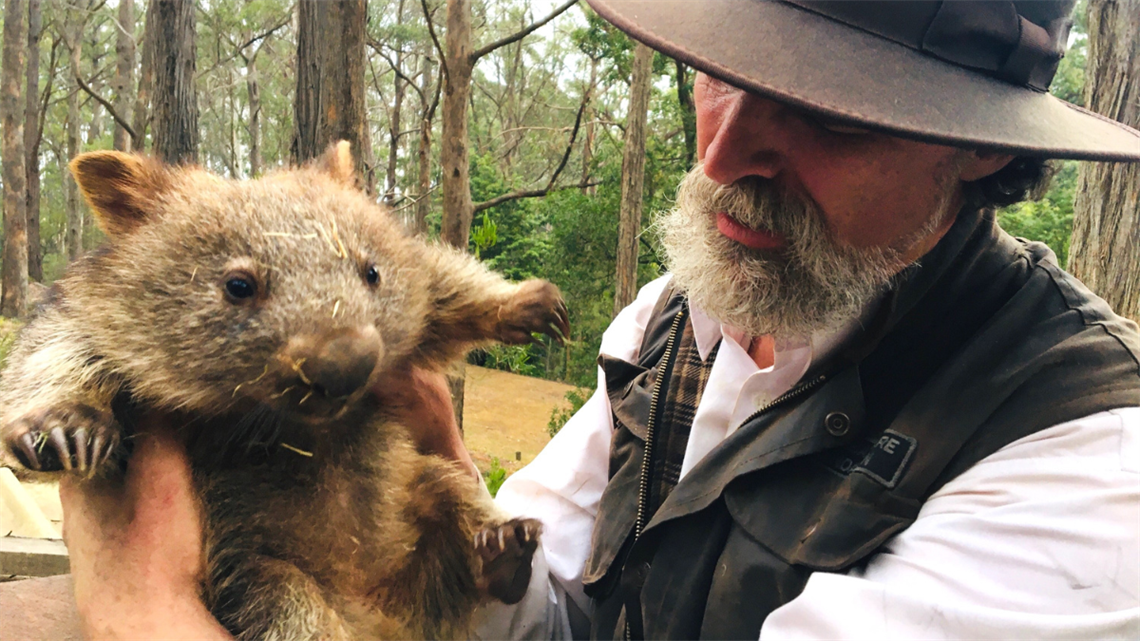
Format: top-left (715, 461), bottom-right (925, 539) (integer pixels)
top-left (69, 151), bottom-right (171, 238)
top-left (314, 140), bottom-right (358, 188)
top-left (958, 149), bottom-right (1016, 182)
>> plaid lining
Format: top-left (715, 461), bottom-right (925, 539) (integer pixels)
top-left (646, 317), bottom-right (720, 517)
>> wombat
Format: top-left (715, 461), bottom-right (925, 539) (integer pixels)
top-left (0, 142), bottom-right (567, 640)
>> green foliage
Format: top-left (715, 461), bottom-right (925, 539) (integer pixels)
top-left (1050, 38), bottom-right (1086, 105)
top-left (547, 387), bottom-right (591, 437)
top-left (572, 9), bottom-right (634, 81)
top-left (470, 212), bottom-right (500, 259)
top-left (484, 457), bottom-right (509, 497)
top-left (1049, 0), bottom-right (1088, 106)
top-left (478, 344), bottom-right (539, 377)
top-left (997, 161), bottom-right (1079, 265)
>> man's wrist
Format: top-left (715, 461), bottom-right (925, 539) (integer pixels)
top-left (79, 590), bottom-right (231, 641)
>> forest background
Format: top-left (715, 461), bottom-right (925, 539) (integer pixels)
top-left (0, 0), bottom-right (1133, 435)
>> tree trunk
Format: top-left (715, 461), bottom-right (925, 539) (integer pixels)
top-left (152, 0), bottom-right (199, 164)
top-left (440, 0), bottom-right (475, 250)
top-left (613, 42), bottom-right (653, 316)
top-left (247, 54), bottom-right (262, 177)
top-left (86, 28), bottom-right (105, 144)
top-left (65, 8), bottom-right (85, 262)
top-left (581, 56), bottom-right (597, 196)
top-left (292, 0), bottom-right (366, 178)
top-left (113, 0), bottom-right (135, 152)
top-left (438, 0), bottom-right (479, 429)
top-left (385, 0), bottom-right (407, 205)
top-left (294, 0), bottom-right (319, 161)
top-left (1068, 0), bottom-right (1140, 320)
top-left (413, 51), bottom-right (435, 236)
top-left (24, 0), bottom-right (41, 282)
top-left (1, 0), bottom-right (28, 318)
top-left (675, 60), bottom-right (696, 170)
top-left (132, 0), bottom-right (157, 151)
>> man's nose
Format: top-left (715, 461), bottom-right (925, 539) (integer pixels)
top-left (699, 89), bottom-right (790, 186)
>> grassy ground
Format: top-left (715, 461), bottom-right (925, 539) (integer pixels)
top-left (462, 365), bottom-right (577, 475)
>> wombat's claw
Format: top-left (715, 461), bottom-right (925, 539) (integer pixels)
top-left (475, 517), bottom-right (542, 605)
top-left (13, 432), bottom-right (42, 471)
top-left (4, 406), bottom-right (120, 477)
top-left (498, 281), bottom-right (570, 345)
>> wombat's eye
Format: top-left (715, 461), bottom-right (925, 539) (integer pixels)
top-left (224, 276), bottom-right (257, 301)
top-left (365, 265), bottom-right (380, 287)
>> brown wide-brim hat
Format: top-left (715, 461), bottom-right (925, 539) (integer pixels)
top-left (586, 0), bottom-right (1140, 162)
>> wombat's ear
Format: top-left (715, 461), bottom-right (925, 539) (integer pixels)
top-left (70, 151), bottom-right (171, 238)
top-left (314, 140), bottom-right (358, 188)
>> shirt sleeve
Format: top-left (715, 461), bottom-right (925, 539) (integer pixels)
top-left (474, 276), bottom-right (672, 640)
top-left (760, 407), bottom-right (1140, 640)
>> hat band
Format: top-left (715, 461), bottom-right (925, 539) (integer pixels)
top-left (782, 0), bottom-right (1070, 91)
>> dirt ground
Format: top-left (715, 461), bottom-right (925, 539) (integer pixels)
top-left (462, 365), bottom-right (579, 475)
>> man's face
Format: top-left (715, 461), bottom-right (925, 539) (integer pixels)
top-left (656, 74), bottom-right (1005, 338)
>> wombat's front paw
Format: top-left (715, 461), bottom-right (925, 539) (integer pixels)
top-left (3, 404), bottom-right (121, 475)
top-left (497, 280), bottom-right (569, 345)
top-left (475, 517), bottom-right (542, 604)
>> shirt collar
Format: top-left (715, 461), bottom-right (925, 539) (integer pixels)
top-left (689, 297), bottom-right (883, 370)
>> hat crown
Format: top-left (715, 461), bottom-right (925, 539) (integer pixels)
top-left (786, 0), bottom-right (1076, 90)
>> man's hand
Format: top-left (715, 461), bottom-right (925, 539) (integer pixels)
top-left (59, 420), bottom-right (230, 641)
top-left (373, 367), bottom-right (480, 482)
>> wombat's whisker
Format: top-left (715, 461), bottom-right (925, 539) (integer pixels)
top-left (190, 266), bottom-right (199, 283)
top-left (332, 300), bottom-right (341, 319)
top-left (232, 364), bottom-right (271, 397)
top-left (314, 222), bottom-right (341, 256)
top-left (264, 232), bottom-right (319, 239)
top-left (288, 358), bottom-right (312, 386)
top-left (270, 386), bottom-right (296, 399)
top-left (298, 390), bottom-right (313, 405)
top-left (279, 442), bottom-right (313, 457)
top-left (331, 220), bottom-right (348, 259)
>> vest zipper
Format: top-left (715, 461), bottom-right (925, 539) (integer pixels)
top-left (738, 373), bottom-right (829, 427)
top-left (635, 308), bottom-right (685, 539)
top-left (626, 308), bottom-right (684, 641)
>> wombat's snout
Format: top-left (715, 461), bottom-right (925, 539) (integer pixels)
top-left (275, 325), bottom-right (383, 399)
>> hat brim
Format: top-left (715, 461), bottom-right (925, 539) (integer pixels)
top-left (588, 0), bottom-right (1140, 161)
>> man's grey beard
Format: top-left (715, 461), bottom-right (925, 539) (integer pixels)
top-left (654, 166), bottom-right (955, 339)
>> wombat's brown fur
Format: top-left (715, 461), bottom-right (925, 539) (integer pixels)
top-left (0, 142), bottom-right (567, 640)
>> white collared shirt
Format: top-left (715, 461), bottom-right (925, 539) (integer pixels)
top-left (477, 276), bottom-right (1140, 640)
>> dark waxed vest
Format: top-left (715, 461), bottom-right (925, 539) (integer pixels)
top-left (583, 208), bottom-right (1140, 640)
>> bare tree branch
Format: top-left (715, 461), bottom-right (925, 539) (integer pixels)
top-left (470, 0), bottom-right (578, 62)
top-left (75, 73), bottom-right (137, 140)
top-left (427, 62), bottom-right (443, 119)
top-left (420, 0), bottom-right (448, 87)
top-left (197, 14), bottom-right (290, 79)
top-left (472, 95), bottom-right (590, 213)
top-left (541, 95), bottom-right (588, 189)
top-left (368, 38), bottom-right (426, 103)
top-left (473, 180), bottom-right (599, 213)
top-left (35, 36), bottom-right (63, 154)
top-left (391, 182), bottom-right (441, 214)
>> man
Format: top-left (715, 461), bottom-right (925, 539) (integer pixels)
top-left (57, 1), bottom-right (1140, 639)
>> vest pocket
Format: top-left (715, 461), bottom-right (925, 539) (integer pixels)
top-left (723, 456), bottom-right (921, 571)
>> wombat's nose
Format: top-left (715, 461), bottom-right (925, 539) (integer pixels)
top-left (305, 325), bottom-right (382, 398)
